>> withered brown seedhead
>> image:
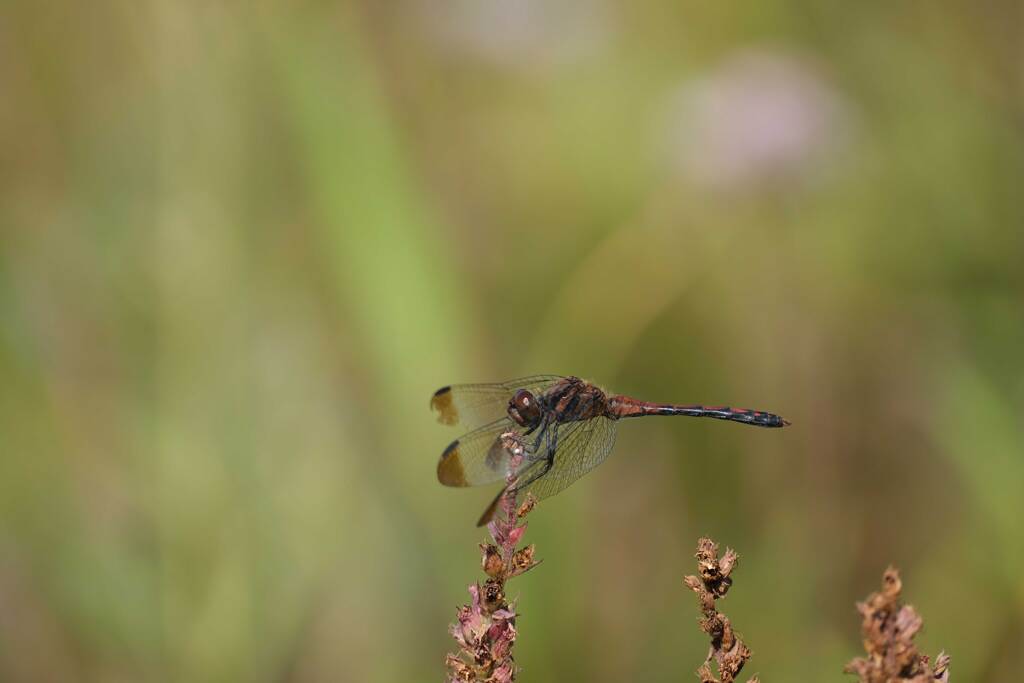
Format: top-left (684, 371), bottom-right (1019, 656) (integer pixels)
top-left (510, 544), bottom-right (537, 576)
top-left (844, 567), bottom-right (950, 682)
top-left (695, 537), bottom-right (738, 599)
top-left (482, 578), bottom-right (505, 611)
top-left (445, 654), bottom-right (473, 682)
top-left (685, 537), bottom-right (758, 683)
top-left (516, 494), bottom-right (536, 519)
top-left (472, 642), bottom-right (493, 668)
top-left (481, 544), bottom-right (504, 578)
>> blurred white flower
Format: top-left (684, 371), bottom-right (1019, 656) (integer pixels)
top-left (664, 49), bottom-right (853, 192)
top-left (415, 0), bottom-right (612, 70)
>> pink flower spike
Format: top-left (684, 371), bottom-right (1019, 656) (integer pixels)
top-left (456, 605), bottom-right (487, 646)
top-left (490, 608), bottom-right (516, 621)
top-left (488, 662), bottom-right (515, 683)
top-left (490, 630), bottom-right (513, 661)
top-left (507, 525), bottom-right (527, 547)
top-left (445, 462), bottom-right (540, 683)
top-left (487, 519), bottom-right (507, 546)
top-left (467, 583), bottom-right (481, 611)
top-left (449, 622), bottom-right (468, 648)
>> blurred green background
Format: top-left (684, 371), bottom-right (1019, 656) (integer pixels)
top-left (2, 1), bottom-right (1022, 681)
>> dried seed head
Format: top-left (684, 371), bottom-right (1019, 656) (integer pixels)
top-left (510, 544), bottom-right (536, 575)
top-left (490, 661), bottom-right (515, 683)
top-left (845, 567), bottom-right (950, 682)
top-left (472, 641), bottom-right (492, 669)
top-left (445, 654), bottom-right (474, 682)
top-left (687, 537), bottom-right (755, 683)
top-left (881, 566), bottom-right (901, 597)
top-left (516, 494), bottom-right (536, 518)
top-left (481, 544), bottom-right (504, 578)
top-left (719, 548), bottom-right (739, 577)
top-left (482, 578), bottom-right (504, 611)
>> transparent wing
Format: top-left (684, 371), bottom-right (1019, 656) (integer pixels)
top-left (437, 417), bottom-right (545, 488)
top-left (430, 375), bottom-right (563, 428)
top-left (517, 416), bottom-right (618, 501)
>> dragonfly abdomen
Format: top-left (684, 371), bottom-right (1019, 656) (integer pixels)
top-left (608, 397), bottom-right (789, 428)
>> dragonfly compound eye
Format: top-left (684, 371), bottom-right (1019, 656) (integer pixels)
top-left (509, 389), bottom-right (541, 428)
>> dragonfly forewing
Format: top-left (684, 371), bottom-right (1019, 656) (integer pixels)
top-left (431, 375), bottom-right (563, 428)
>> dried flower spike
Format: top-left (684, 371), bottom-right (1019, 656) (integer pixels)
top-left (445, 457), bottom-right (540, 682)
top-left (844, 566), bottom-right (950, 682)
top-left (684, 537), bottom-right (759, 683)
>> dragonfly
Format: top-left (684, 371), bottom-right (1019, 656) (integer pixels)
top-left (432, 375), bottom-right (789, 526)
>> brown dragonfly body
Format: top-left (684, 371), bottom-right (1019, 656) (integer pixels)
top-left (432, 375), bottom-right (788, 525)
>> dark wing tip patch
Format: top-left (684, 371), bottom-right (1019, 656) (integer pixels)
top-left (437, 440), bottom-right (468, 486)
top-left (430, 386), bottom-right (458, 425)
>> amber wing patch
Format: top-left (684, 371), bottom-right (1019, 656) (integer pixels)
top-left (430, 386), bottom-right (459, 425)
top-left (437, 440), bottom-right (468, 486)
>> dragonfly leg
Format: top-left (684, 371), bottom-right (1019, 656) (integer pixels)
top-left (474, 457), bottom-right (551, 527)
top-left (476, 420), bottom-right (558, 527)
top-left (511, 456), bottom-right (553, 495)
top-left (511, 425), bottom-right (559, 495)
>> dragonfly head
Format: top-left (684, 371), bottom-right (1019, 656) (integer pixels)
top-left (508, 389), bottom-right (542, 429)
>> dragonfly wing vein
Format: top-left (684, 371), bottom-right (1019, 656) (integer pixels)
top-left (517, 416), bottom-right (617, 501)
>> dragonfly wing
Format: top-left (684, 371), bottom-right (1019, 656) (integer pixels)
top-left (437, 417), bottom-right (540, 488)
top-left (517, 416), bottom-right (617, 501)
top-left (430, 375), bottom-right (563, 428)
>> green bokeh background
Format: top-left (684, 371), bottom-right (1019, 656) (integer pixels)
top-left (2, 2), bottom-right (1022, 681)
